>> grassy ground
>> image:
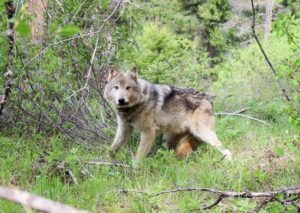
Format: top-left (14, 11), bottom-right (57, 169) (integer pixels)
top-left (0, 113), bottom-right (299, 212)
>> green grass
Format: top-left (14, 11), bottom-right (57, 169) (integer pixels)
top-left (0, 114), bottom-right (299, 212)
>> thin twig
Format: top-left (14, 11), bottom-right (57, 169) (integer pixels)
top-left (55, 0), bottom-right (65, 13)
top-left (110, 189), bottom-right (149, 195)
top-left (232, 108), bottom-right (248, 114)
top-left (112, 185), bottom-right (300, 210)
top-left (285, 20), bottom-right (300, 50)
top-left (215, 107), bottom-right (270, 125)
top-left (21, 0), bottom-right (123, 71)
top-left (202, 196), bottom-right (223, 210)
top-left (253, 198), bottom-right (273, 213)
top-left (215, 112), bottom-right (271, 126)
top-left (153, 185), bottom-right (300, 197)
top-left (87, 160), bottom-right (131, 168)
top-left (64, 0), bottom-right (123, 100)
top-left (250, 0), bottom-right (290, 102)
top-left (64, 34), bottom-right (100, 100)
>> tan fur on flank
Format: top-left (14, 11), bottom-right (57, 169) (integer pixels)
top-left (104, 67), bottom-right (232, 161)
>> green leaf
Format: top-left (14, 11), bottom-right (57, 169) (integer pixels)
top-left (274, 147), bottom-right (285, 157)
top-left (15, 20), bottom-right (31, 37)
top-left (0, 0), bottom-right (6, 6)
top-left (59, 24), bottom-right (80, 37)
top-left (0, 2), bottom-right (5, 12)
top-left (101, 0), bottom-right (111, 10)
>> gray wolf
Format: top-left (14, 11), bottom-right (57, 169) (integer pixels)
top-left (104, 67), bottom-right (232, 161)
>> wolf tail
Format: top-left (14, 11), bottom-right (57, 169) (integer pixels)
top-left (175, 135), bottom-right (200, 159)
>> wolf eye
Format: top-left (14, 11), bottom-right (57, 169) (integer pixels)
top-left (126, 86), bottom-right (131, 90)
top-left (114, 86), bottom-right (119, 89)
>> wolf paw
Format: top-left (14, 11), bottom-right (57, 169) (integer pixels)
top-left (132, 158), bottom-right (141, 169)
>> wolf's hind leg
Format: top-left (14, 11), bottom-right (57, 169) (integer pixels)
top-left (176, 135), bottom-right (200, 159)
top-left (135, 128), bottom-right (156, 161)
top-left (165, 133), bottom-right (185, 150)
top-left (190, 127), bottom-right (232, 160)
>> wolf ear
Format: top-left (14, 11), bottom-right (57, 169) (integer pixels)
top-left (107, 66), bottom-right (118, 82)
top-left (128, 67), bottom-right (138, 80)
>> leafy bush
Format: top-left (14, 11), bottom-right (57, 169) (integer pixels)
top-left (273, 14), bottom-right (300, 126)
top-left (211, 33), bottom-right (294, 117)
top-left (117, 23), bottom-right (212, 89)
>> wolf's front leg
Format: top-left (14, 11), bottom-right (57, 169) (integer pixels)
top-left (135, 128), bottom-right (156, 161)
top-left (111, 119), bottom-right (133, 151)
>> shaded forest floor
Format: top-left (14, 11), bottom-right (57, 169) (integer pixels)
top-left (0, 113), bottom-right (299, 212)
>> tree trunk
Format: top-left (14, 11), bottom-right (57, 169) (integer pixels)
top-left (28, 0), bottom-right (47, 43)
top-left (0, 1), bottom-right (15, 115)
top-left (264, 0), bottom-right (273, 40)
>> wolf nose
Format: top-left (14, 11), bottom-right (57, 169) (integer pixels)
top-left (118, 98), bottom-right (126, 105)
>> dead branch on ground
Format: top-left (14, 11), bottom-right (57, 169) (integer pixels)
top-left (0, 186), bottom-right (88, 213)
top-left (87, 159), bottom-right (132, 168)
top-left (115, 185), bottom-right (300, 211)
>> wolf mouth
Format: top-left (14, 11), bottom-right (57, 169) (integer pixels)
top-left (117, 102), bottom-right (129, 107)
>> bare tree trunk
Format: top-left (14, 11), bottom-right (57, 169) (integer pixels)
top-left (28, 0), bottom-right (47, 43)
top-left (0, 1), bottom-right (15, 115)
top-left (264, 0), bottom-right (273, 40)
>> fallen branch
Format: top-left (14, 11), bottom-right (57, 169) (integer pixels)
top-left (87, 160), bottom-right (131, 168)
top-left (111, 189), bottom-right (149, 195)
top-left (0, 186), bottom-right (88, 213)
top-left (154, 185), bottom-right (300, 210)
top-left (153, 186), bottom-right (300, 197)
top-left (115, 185), bottom-right (300, 211)
top-left (232, 107), bottom-right (248, 114)
top-left (250, 0), bottom-right (290, 102)
top-left (215, 108), bottom-right (271, 126)
top-left (0, 1), bottom-right (15, 115)
top-left (215, 112), bottom-right (271, 126)
top-left (202, 196), bottom-right (223, 210)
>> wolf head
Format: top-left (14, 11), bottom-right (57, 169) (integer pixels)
top-left (104, 67), bottom-right (141, 108)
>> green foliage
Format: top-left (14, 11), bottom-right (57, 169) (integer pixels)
top-left (211, 31), bottom-right (298, 123)
top-left (58, 24), bottom-right (81, 37)
top-left (0, 116), bottom-right (299, 211)
top-left (116, 23), bottom-right (213, 88)
top-left (273, 14), bottom-right (300, 126)
top-left (281, 0), bottom-right (300, 18)
top-left (118, 24), bottom-right (193, 84)
top-left (196, 0), bottom-right (232, 25)
top-left (115, 0), bottom-right (211, 86)
top-left (0, 0), bottom-right (6, 11)
top-left (14, 4), bottom-right (32, 37)
top-left (180, 0), bottom-right (234, 57)
top-left (15, 20), bottom-right (31, 37)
